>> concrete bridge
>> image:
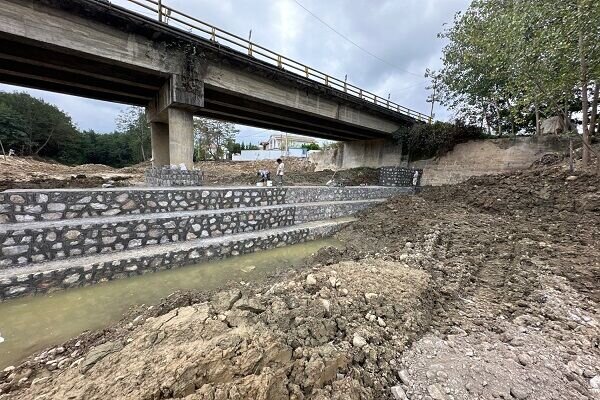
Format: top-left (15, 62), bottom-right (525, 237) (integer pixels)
top-left (0, 0), bottom-right (428, 168)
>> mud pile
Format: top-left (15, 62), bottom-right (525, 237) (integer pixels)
top-left (422, 166), bottom-right (600, 215)
top-left (1, 260), bottom-right (434, 399)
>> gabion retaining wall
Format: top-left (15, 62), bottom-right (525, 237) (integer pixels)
top-left (0, 187), bottom-right (411, 224)
top-left (379, 167), bottom-right (423, 187)
top-left (0, 222), bottom-right (347, 301)
top-left (0, 201), bottom-right (378, 268)
top-left (145, 167), bottom-right (204, 187)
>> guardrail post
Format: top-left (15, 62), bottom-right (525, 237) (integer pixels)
top-left (158, 0), bottom-right (163, 22)
top-left (277, 55), bottom-right (282, 68)
top-left (359, 89), bottom-right (362, 99)
top-left (211, 27), bottom-right (216, 41)
top-left (248, 43), bottom-right (253, 56)
top-left (305, 66), bottom-right (309, 78)
top-left (325, 75), bottom-right (329, 86)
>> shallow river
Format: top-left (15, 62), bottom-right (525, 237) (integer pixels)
top-left (0, 239), bottom-right (339, 369)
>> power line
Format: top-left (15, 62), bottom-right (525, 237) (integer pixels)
top-left (291, 0), bottom-right (424, 78)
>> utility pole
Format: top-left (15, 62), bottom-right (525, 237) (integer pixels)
top-left (429, 80), bottom-right (437, 122)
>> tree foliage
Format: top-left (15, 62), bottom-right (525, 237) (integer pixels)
top-left (301, 143), bottom-right (321, 151)
top-left (116, 107), bottom-right (151, 163)
top-left (0, 92), bottom-right (153, 166)
top-left (438, 0), bottom-right (600, 150)
top-left (0, 91), bottom-right (81, 163)
top-left (194, 118), bottom-right (239, 160)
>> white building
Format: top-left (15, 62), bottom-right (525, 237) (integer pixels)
top-left (265, 134), bottom-right (316, 150)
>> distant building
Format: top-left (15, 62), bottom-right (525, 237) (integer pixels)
top-left (266, 134), bottom-right (316, 150)
top-left (231, 134), bottom-right (319, 161)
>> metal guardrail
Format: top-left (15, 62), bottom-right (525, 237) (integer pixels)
top-left (122, 0), bottom-right (431, 123)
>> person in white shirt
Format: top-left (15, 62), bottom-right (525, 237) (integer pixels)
top-left (412, 170), bottom-right (420, 186)
top-left (276, 158), bottom-right (285, 186)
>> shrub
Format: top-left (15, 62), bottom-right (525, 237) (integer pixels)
top-left (393, 121), bottom-right (485, 161)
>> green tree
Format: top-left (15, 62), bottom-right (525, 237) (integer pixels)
top-left (194, 118), bottom-right (239, 160)
top-left (438, 0), bottom-right (600, 155)
top-left (0, 91), bottom-right (82, 163)
top-left (0, 102), bottom-right (26, 157)
top-left (116, 106), bottom-right (150, 163)
top-left (301, 143), bottom-right (321, 151)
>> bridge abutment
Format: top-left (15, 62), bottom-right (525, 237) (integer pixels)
top-left (309, 139), bottom-right (404, 170)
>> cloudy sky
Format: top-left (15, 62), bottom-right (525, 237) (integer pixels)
top-left (0, 0), bottom-right (470, 143)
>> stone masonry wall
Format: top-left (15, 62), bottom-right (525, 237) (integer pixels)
top-left (0, 188), bottom-right (286, 224)
top-left (0, 187), bottom-right (408, 224)
top-left (0, 222), bottom-right (346, 301)
top-left (144, 167), bottom-right (204, 187)
top-left (0, 201), bottom-right (378, 268)
top-left (379, 167), bottom-right (423, 187)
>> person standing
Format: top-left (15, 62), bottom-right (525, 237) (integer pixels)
top-left (276, 158), bottom-right (285, 186)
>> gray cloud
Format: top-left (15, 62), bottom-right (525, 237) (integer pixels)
top-left (1, 0), bottom-right (469, 142)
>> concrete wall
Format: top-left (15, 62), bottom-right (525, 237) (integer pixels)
top-left (411, 136), bottom-right (571, 186)
top-left (311, 136), bottom-right (570, 185)
top-left (309, 139), bottom-right (403, 170)
top-left (232, 149), bottom-right (306, 161)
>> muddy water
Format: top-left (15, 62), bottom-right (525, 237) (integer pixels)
top-left (0, 239), bottom-right (339, 369)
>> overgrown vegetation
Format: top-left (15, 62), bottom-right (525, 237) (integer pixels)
top-left (436, 0), bottom-right (599, 165)
top-left (394, 121), bottom-right (485, 161)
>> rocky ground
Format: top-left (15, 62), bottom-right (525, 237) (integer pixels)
top-left (0, 161), bottom-right (599, 399)
top-left (0, 157), bottom-right (377, 190)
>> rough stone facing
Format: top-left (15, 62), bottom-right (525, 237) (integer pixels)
top-left (0, 185), bottom-right (415, 300)
top-left (0, 186), bottom-right (411, 224)
top-left (144, 167), bottom-right (204, 187)
top-left (379, 167), bottom-right (423, 187)
top-left (0, 201), bottom-right (380, 266)
top-left (0, 222), bottom-right (345, 301)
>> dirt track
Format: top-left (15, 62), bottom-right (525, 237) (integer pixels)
top-left (0, 162), bottom-right (599, 399)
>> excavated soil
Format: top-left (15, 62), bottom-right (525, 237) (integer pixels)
top-left (1, 163), bottom-right (599, 399)
top-left (0, 157), bottom-right (378, 189)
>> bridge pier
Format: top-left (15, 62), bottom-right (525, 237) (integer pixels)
top-left (149, 108), bottom-right (194, 169)
top-left (167, 108), bottom-right (195, 169)
top-left (150, 122), bottom-right (169, 167)
top-left (147, 74), bottom-right (203, 170)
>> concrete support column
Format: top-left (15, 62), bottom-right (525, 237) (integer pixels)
top-left (150, 122), bottom-right (170, 167)
top-left (168, 108), bottom-right (194, 169)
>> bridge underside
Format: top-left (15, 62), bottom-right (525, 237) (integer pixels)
top-left (0, 32), bottom-right (390, 143)
top-left (0, 0), bottom-right (419, 169)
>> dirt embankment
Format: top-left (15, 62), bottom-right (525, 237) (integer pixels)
top-left (0, 157), bottom-right (145, 191)
top-left (0, 157), bottom-right (379, 190)
top-left (1, 163), bottom-right (599, 399)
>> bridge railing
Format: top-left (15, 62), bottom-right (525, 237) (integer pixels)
top-left (123, 0), bottom-right (432, 123)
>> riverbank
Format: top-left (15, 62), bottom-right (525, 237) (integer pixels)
top-left (1, 162), bottom-right (599, 399)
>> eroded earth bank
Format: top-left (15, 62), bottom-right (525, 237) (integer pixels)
top-left (1, 163), bottom-right (599, 399)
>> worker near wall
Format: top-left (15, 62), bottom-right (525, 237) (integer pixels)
top-left (276, 158), bottom-right (285, 186)
top-left (412, 170), bottom-right (420, 186)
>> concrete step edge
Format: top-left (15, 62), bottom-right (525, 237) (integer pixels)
top-left (0, 217), bottom-right (355, 285)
